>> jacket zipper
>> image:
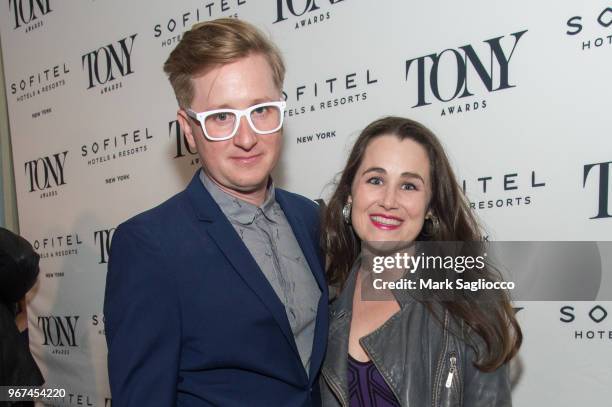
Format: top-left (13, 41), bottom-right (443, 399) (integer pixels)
top-left (432, 311), bottom-right (450, 407)
top-left (447, 351), bottom-right (463, 402)
top-left (445, 353), bottom-right (457, 389)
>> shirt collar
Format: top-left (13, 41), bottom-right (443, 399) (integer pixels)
top-left (199, 169), bottom-right (278, 225)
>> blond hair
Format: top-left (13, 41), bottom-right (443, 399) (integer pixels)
top-left (163, 18), bottom-right (285, 108)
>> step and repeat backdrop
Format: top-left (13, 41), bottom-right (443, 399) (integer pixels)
top-left (1, 0), bottom-right (611, 405)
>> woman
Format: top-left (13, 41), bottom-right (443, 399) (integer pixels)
top-left (0, 227), bottom-right (44, 399)
top-left (320, 117), bottom-right (521, 406)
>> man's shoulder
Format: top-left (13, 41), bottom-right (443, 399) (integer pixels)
top-left (275, 188), bottom-right (320, 217)
top-left (275, 188), bottom-right (319, 209)
top-left (109, 189), bottom-right (195, 260)
top-left (117, 188), bottom-right (190, 235)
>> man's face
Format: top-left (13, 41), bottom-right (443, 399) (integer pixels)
top-left (178, 53), bottom-right (283, 199)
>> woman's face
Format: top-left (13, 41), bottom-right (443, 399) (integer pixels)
top-left (349, 134), bottom-right (431, 245)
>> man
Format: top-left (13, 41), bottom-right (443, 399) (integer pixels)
top-left (104, 19), bottom-right (328, 407)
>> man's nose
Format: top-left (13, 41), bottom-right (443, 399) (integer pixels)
top-left (232, 115), bottom-right (258, 150)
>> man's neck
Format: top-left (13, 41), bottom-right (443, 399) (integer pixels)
top-left (204, 170), bottom-right (270, 207)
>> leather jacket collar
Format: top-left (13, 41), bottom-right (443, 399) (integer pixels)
top-left (321, 260), bottom-right (512, 407)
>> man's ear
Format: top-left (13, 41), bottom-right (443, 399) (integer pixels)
top-left (177, 109), bottom-right (197, 150)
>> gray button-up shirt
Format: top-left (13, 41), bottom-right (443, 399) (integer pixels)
top-left (200, 170), bottom-right (321, 375)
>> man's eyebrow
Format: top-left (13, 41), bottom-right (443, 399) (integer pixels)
top-left (201, 97), bottom-right (280, 111)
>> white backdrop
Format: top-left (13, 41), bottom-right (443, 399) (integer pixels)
top-left (1, 0), bottom-right (611, 405)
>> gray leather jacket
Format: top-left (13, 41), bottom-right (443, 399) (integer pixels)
top-left (320, 269), bottom-right (512, 407)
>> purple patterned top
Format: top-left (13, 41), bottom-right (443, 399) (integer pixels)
top-left (348, 354), bottom-right (400, 407)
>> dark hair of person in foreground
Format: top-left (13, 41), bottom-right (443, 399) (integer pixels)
top-left (322, 116), bottom-right (522, 371)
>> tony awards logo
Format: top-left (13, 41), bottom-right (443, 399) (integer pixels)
top-left (583, 161), bottom-right (612, 219)
top-left (37, 315), bottom-right (79, 355)
top-left (82, 34), bottom-right (137, 94)
top-left (24, 151), bottom-right (68, 199)
top-left (274, 0), bottom-right (346, 29)
top-left (405, 30), bottom-right (527, 116)
top-left (94, 228), bottom-right (115, 264)
top-left (170, 119), bottom-right (199, 166)
top-left (8, 0), bottom-right (52, 32)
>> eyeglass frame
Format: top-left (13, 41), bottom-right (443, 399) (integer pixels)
top-left (185, 100), bottom-right (287, 141)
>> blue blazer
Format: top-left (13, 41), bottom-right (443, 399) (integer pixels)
top-left (104, 172), bottom-right (328, 406)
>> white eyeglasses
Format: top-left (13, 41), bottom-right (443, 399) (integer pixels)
top-left (186, 101), bottom-right (287, 141)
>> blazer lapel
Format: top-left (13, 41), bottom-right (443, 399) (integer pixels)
top-left (184, 173), bottom-right (301, 362)
top-left (275, 190), bottom-right (329, 384)
top-left (275, 190), bottom-right (326, 292)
